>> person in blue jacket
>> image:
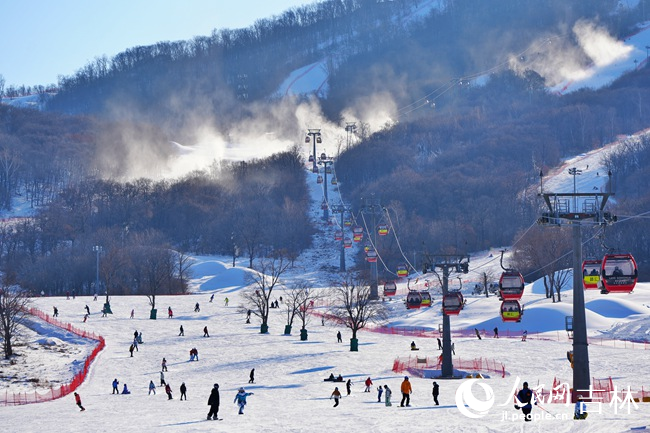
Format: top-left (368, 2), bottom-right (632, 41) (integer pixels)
top-left (121, 383), bottom-right (131, 394)
top-left (574, 395), bottom-right (588, 419)
top-left (234, 387), bottom-right (254, 415)
top-left (515, 381), bottom-right (536, 422)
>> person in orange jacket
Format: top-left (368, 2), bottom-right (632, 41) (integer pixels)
top-left (400, 376), bottom-right (412, 407)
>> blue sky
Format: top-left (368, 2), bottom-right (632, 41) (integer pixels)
top-left (0, 0), bottom-right (314, 87)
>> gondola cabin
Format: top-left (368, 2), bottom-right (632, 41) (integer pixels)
top-left (366, 249), bottom-right (378, 263)
top-left (600, 253), bottom-right (638, 293)
top-left (321, 201), bottom-right (328, 210)
top-left (352, 226), bottom-right (364, 242)
top-left (397, 264), bottom-right (408, 278)
top-left (325, 166), bottom-right (332, 174)
top-left (406, 291), bottom-right (422, 309)
top-left (383, 281), bottom-right (397, 297)
top-left (317, 175), bottom-right (323, 184)
top-left (364, 244), bottom-right (371, 253)
top-left (331, 177), bottom-right (338, 185)
top-left (334, 230), bottom-right (343, 241)
top-left (308, 155), bottom-right (314, 162)
top-left (344, 219), bottom-right (352, 227)
top-left (317, 136), bottom-right (322, 143)
top-left (500, 300), bottom-right (522, 322)
top-left (377, 224), bottom-right (389, 236)
top-left (320, 152), bottom-right (326, 160)
top-left (582, 259), bottom-right (602, 290)
top-left (420, 291), bottom-right (432, 307)
top-left (312, 167), bottom-right (319, 173)
top-left (442, 291), bottom-right (464, 315)
top-left (343, 238), bottom-right (352, 248)
top-left (499, 271), bottom-right (525, 301)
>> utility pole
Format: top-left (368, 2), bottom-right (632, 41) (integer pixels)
top-left (305, 129), bottom-right (322, 173)
top-left (423, 254), bottom-right (469, 378)
top-left (360, 195), bottom-right (382, 299)
top-left (318, 154), bottom-right (334, 222)
top-left (331, 202), bottom-right (352, 272)
top-left (538, 169), bottom-right (615, 401)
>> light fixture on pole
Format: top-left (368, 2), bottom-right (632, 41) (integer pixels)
top-left (305, 129), bottom-right (322, 172)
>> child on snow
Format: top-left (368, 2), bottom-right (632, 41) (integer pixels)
top-left (384, 385), bottom-right (392, 406)
top-left (330, 387), bottom-right (341, 407)
top-left (148, 380), bottom-right (156, 395)
top-left (234, 387), bottom-right (254, 414)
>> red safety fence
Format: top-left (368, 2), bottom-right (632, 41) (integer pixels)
top-left (392, 355), bottom-right (507, 378)
top-left (0, 308), bottom-right (105, 406)
top-left (528, 376), bottom-right (649, 404)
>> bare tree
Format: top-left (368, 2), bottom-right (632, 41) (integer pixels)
top-left (328, 273), bottom-right (388, 352)
top-left (0, 280), bottom-right (30, 359)
top-left (241, 257), bottom-right (290, 333)
top-left (282, 280), bottom-right (321, 339)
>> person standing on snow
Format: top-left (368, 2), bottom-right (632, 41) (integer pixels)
top-left (112, 378), bottom-right (119, 394)
top-left (165, 383), bottom-right (173, 400)
top-left (160, 371), bottom-right (166, 386)
top-left (400, 376), bottom-right (412, 407)
top-left (364, 377), bottom-right (373, 392)
top-left (336, 331), bottom-right (342, 343)
top-left (432, 381), bottom-right (440, 405)
top-left (129, 343), bottom-right (135, 357)
top-left (384, 385), bottom-right (392, 406)
top-left (168, 306), bottom-right (173, 318)
top-left (574, 395), bottom-right (588, 419)
top-left (209, 294), bottom-right (214, 303)
top-left (234, 387), bottom-right (254, 414)
top-left (194, 302), bottom-right (200, 312)
top-left (207, 384), bottom-right (220, 420)
top-left (74, 392), bottom-right (85, 411)
top-left (249, 368), bottom-right (255, 384)
top-left (330, 387), bottom-right (341, 407)
top-left (162, 357), bottom-right (168, 372)
top-left (203, 326), bottom-right (210, 337)
top-left (515, 381), bottom-right (536, 421)
top-left (493, 327), bottom-right (499, 338)
top-left (377, 385), bottom-right (383, 402)
top-left (180, 382), bottom-right (187, 400)
top-left (148, 380), bottom-right (156, 395)
top-left (346, 379), bottom-right (352, 395)
top-left (179, 325), bottom-right (184, 336)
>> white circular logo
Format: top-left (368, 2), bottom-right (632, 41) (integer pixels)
top-left (455, 379), bottom-right (495, 418)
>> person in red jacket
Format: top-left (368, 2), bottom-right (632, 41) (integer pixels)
top-left (74, 392), bottom-right (85, 411)
top-left (364, 377), bottom-right (373, 392)
top-left (400, 376), bottom-right (412, 407)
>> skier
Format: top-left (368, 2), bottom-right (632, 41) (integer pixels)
top-left (515, 381), bottom-right (536, 422)
top-left (112, 378), bottom-right (119, 394)
top-left (53, 306), bottom-right (59, 317)
top-left (330, 387), bottom-right (341, 407)
top-left (336, 331), bottom-right (342, 343)
top-left (364, 377), bottom-right (373, 392)
top-left (207, 383), bottom-right (220, 420)
top-left (121, 383), bottom-right (131, 394)
top-left (493, 327), bottom-right (499, 338)
top-left (249, 368), bottom-right (255, 384)
top-left (180, 382), bottom-right (187, 400)
top-left (165, 383), bottom-right (173, 400)
top-left (160, 371), bottom-right (166, 386)
top-left (162, 357), bottom-right (168, 372)
top-left (194, 302), bottom-right (200, 312)
top-left (346, 379), bottom-right (352, 395)
top-left (574, 395), bottom-right (588, 419)
top-left (148, 380), bottom-right (156, 395)
top-left (74, 392), bottom-right (85, 411)
top-left (437, 338), bottom-right (442, 350)
top-left (209, 294), bottom-right (214, 303)
top-left (400, 376), bottom-right (412, 407)
top-left (224, 297), bottom-right (229, 306)
top-left (521, 330), bottom-right (528, 342)
top-left (179, 325), bottom-right (184, 336)
top-left (130, 309), bottom-right (134, 319)
top-left (432, 381), bottom-right (440, 405)
top-left (384, 385), bottom-right (392, 407)
top-left (234, 387), bottom-right (254, 414)
top-left (129, 343), bottom-right (135, 357)
top-left (168, 306), bottom-right (173, 318)
top-left (377, 385), bottom-right (383, 402)
top-left (203, 326), bottom-right (209, 337)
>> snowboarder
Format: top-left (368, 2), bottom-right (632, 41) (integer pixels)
top-left (377, 385), bottom-right (383, 402)
top-left (207, 383), bottom-right (220, 420)
top-left (384, 385), bottom-right (392, 407)
top-left (209, 294), bottom-right (214, 303)
top-left (165, 383), bottom-right (173, 400)
top-left (330, 387), bottom-right (341, 407)
top-left (74, 392), bottom-right (85, 411)
top-left (364, 377), bottom-right (373, 392)
top-left (121, 383), bottom-right (131, 394)
top-left (574, 395), bottom-right (588, 419)
top-left (203, 326), bottom-right (209, 337)
top-left (148, 380), bottom-right (156, 395)
top-left (515, 381), bottom-right (535, 422)
top-left (162, 357), bottom-right (168, 372)
top-left (400, 376), bottom-right (412, 407)
top-left (112, 378), bottom-right (119, 394)
top-left (234, 387), bottom-right (253, 414)
top-left (474, 328), bottom-right (482, 340)
top-left (129, 343), bottom-right (135, 357)
top-left (180, 382), bottom-right (187, 400)
top-left (194, 302), bottom-right (200, 312)
top-left (410, 341), bottom-right (418, 350)
top-left (249, 368), bottom-right (255, 384)
top-left (437, 338), bottom-right (442, 350)
top-left (168, 306), bottom-right (173, 318)
top-left (521, 330), bottom-right (528, 342)
top-left (346, 379), bottom-right (352, 395)
top-left (160, 371), bottom-right (166, 386)
top-left (493, 327), bottom-right (499, 338)
top-left (53, 306), bottom-right (59, 317)
top-left (336, 331), bottom-right (342, 343)
top-left (179, 325), bottom-right (184, 336)
top-left (432, 381), bottom-right (440, 405)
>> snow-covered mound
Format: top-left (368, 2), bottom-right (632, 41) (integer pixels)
top-left (586, 297), bottom-right (649, 318)
top-left (188, 256), bottom-right (252, 293)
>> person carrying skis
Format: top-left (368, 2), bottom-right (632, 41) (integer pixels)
top-left (364, 377), bottom-right (373, 392)
top-left (148, 380), bottom-right (156, 395)
top-left (377, 385), bottom-right (383, 402)
top-left (330, 387), bottom-right (341, 407)
top-left (400, 376), bottom-right (412, 407)
top-left (112, 378), bottom-right (119, 394)
top-left (432, 381), bottom-right (440, 405)
top-left (234, 387), bottom-right (254, 414)
top-left (384, 385), bottom-right (392, 406)
top-left (74, 392), bottom-right (85, 411)
top-left (515, 381), bottom-right (536, 421)
top-left (180, 382), bottom-right (187, 400)
top-left (207, 384), bottom-right (220, 420)
top-left (574, 395), bottom-right (588, 419)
